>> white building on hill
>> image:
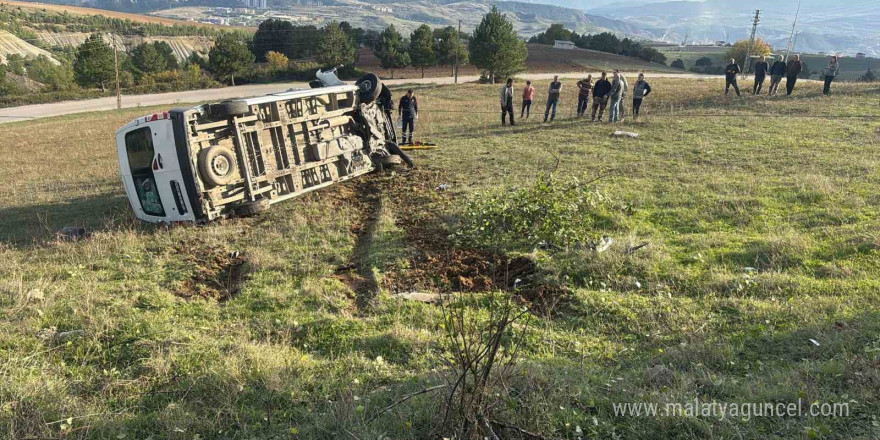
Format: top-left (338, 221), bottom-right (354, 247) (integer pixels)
top-left (554, 40), bottom-right (575, 50)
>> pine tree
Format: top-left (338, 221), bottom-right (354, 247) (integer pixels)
top-left (409, 24), bottom-right (436, 78)
top-left (209, 33), bottom-right (254, 86)
top-left (73, 34), bottom-right (115, 91)
top-left (435, 26), bottom-right (468, 76)
top-left (316, 21), bottom-right (357, 68)
top-left (131, 42), bottom-right (168, 74)
top-left (469, 6), bottom-right (527, 83)
top-left (375, 25), bottom-right (410, 79)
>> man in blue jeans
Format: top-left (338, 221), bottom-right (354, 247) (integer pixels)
top-left (398, 89), bottom-right (418, 144)
top-left (544, 75), bottom-right (562, 122)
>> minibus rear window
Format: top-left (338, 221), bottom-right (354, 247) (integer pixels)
top-left (125, 128), bottom-right (165, 216)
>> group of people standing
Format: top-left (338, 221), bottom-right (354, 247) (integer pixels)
top-left (724, 54), bottom-right (840, 97)
top-left (500, 70), bottom-right (652, 126)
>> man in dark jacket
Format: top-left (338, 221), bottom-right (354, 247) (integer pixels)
top-left (753, 56), bottom-right (769, 95)
top-left (500, 78), bottom-right (515, 126)
top-left (398, 89), bottom-right (418, 145)
top-left (725, 59), bottom-right (741, 96)
top-left (785, 54), bottom-right (803, 95)
top-left (768, 56), bottom-right (787, 95)
top-left (591, 72), bottom-right (612, 122)
top-left (631, 73), bottom-right (652, 121)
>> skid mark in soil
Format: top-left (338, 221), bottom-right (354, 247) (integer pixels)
top-left (329, 166), bottom-right (570, 312)
top-left (172, 238), bottom-right (248, 301)
top-left (374, 167), bottom-right (570, 310)
top-left (330, 179), bottom-right (382, 310)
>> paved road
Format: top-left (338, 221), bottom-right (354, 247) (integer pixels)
top-left (0, 72), bottom-right (715, 124)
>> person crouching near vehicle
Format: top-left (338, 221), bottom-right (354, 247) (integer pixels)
top-left (521, 80), bottom-right (535, 118)
top-left (500, 78), bottom-right (515, 126)
top-left (576, 75), bottom-right (592, 117)
top-left (591, 72), bottom-right (611, 122)
top-left (632, 73), bottom-right (652, 121)
top-left (768, 55), bottom-right (786, 96)
top-left (398, 89), bottom-right (418, 145)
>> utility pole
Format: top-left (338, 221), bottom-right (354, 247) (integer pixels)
top-left (454, 19), bottom-right (461, 84)
top-left (743, 9), bottom-right (760, 76)
top-left (784, 0), bottom-right (802, 61)
top-left (114, 37), bottom-right (121, 110)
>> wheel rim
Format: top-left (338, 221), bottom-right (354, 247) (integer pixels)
top-left (211, 154), bottom-right (231, 177)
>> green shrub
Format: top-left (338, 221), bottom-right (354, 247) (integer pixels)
top-left (454, 173), bottom-right (622, 251)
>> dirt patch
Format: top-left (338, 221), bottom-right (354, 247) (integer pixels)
top-left (327, 179), bottom-right (382, 309)
top-left (173, 238), bottom-right (247, 301)
top-left (368, 167), bottom-right (570, 309)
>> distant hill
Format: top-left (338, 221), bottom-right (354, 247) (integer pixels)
top-left (587, 0), bottom-right (880, 56)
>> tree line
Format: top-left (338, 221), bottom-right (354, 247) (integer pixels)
top-left (528, 24), bottom-right (667, 65)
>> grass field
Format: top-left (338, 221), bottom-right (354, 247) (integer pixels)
top-left (1, 77), bottom-right (879, 439)
top-left (657, 46), bottom-right (880, 81)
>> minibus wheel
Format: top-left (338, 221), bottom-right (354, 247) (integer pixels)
top-left (355, 73), bottom-right (382, 104)
top-left (210, 100), bottom-right (250, 119)
top-left (198, 146), bottom-right (239, 187)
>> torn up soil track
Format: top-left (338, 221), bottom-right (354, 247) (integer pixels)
top-left (172, 238), bottom-right (248, 302)
top-left (336, 166), bottom-right (570, 311)
top-left (329, 178), bottom-right (383, 309)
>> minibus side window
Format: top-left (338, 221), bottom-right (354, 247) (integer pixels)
top-left (125, 128), bottom-right (165, 217)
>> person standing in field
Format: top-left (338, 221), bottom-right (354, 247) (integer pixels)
top-left (632, 73), bottom-right (652, 121)
top-left (608, 71), bottom-right (623, 122)
top-left (500, 78), bottom-right (515, 126)
top-left (823, 56), bottom-right (839, 95)
top-left (725, 59), bottom-right (741, 96)
top-left (753, 56), bottom-right (769, 95)
top-left (768, 55), bottom-right (787, 95)
top-left (544, 75), bottom-right (562, 122)
top-left (785, 54), bottom-right (803, 95)
top-left (398, 89), bottom-right (418, 145)
top-left (576, 75), bottom-right (592, 117)
top-left (521, 80), bottom-right (535, 118)
top-left (616, 70), bottom-right (629, 121)
top-left (591, 71), bottom-right (611, 122)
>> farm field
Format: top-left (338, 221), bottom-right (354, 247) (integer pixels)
top-left (1, 78), bottom-right (879, 439)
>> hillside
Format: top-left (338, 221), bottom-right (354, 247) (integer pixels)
top-left (33, 30), bottom-right (214, 60)
top-left (0, 28), bottom-right (56, 63)
top-left (355, 43), bottom-right (678, 79)
top-left (588, 0), bottom-right (880, 56)
top-left (0, 0), bottom-right (230, 28)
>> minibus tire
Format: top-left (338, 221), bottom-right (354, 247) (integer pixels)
top-left (375, 154), bottom-right (403, 167)
top-left (235, 199), bottom-right (269, 217)
top-left (198, 146), bottom-right (238, 187)
top-left (355, 73), bottom-right (382, 104)
top-left (210, 100), bottom-right (249, 119)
